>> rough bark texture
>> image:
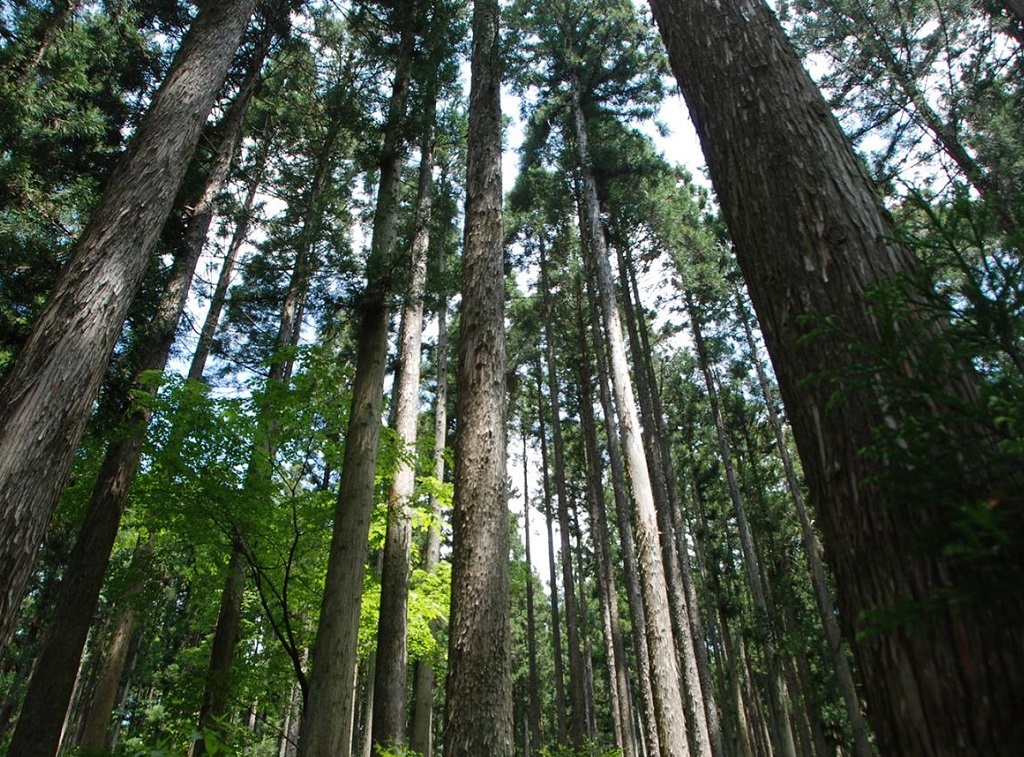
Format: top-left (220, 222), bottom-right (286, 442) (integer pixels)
top-left (0, 0), bottom-right (255, 650)
top-left (442, 0), bottom-right (512, 752)
top-left (571, 83), bottom-right (689, 757)
top-left (78, 592), bottom-right (138, 753)
top-left (298, 12), bottom-right (414, 755)
top-left (371, 96), bottom-right (435, 752)
top-left (649, 0), bottom-right (1024, 752)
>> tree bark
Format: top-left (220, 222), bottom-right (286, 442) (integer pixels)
top-left (0, 0), bottom-right (255, 652)
top-left (649, 0), bottom-right (1024, 751)
top-left (442, 0), bottom-right (512, 752)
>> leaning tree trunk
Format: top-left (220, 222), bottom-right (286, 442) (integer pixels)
top-left (6, 40), bottom-right (267, 748)
top-left (442, 0), bottom-right (513, 752)
top-left (650, 0), bottom-right (1024, 752)
top-left (298, 10), bottom-right (415, 755)
top-left (371, 94), bottom-right (437, 753)
top-left (0, 0), bottom-right (255, 652)
top-left (570, 77), bottom-right (690, 757)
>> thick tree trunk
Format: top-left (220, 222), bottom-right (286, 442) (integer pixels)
top-left (442, 0), bottom-right (512, 752)
top-left (408, 244), bottom-right (449, 757)
top-left (571, 81), bottom-right (689, 757)
top-left (298, 10), bottom-right (414, 755)
top-left (736, 296), bottom-right (873, 757)
top-left (371, 94), bottom-right (436, 753)
top-left (538, 244), bottom-right (589, 747)
top-left (0, 0), bottom-right (255, 652)
top-left (650, 0), bottom-right (1024, 751)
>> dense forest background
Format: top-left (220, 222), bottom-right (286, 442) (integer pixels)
top-left (0, 1), bottom-right (1021, 756)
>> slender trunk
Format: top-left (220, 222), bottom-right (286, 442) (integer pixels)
top-left (575, 283), bottom-right (635, 757)
top-left (538, 243), bottom-right (588, 747)
top-left (622, 247), bottom-right (723, 757)
top-left (650, 0), bottom-right (1024, 750)
top-left (588, 277), bottom-right (661, 757)
top-left (571, 509), bottom-right (599, 741)
top-left (372, 95), bottom-right (437, 752)
top-left (571, 78), bottom-right (689, 757)
top-left (299, 10), bottom-right (415, 754)
top-left (536, 377), bottom-right (568, 743)
top-left (77, 545), bottom-right (150, 752)
top-left (408, 244), bottom-right (449, 757)
top-left (616, 246), bottom-right (711, 757)
top-left (522, 430), bottom-right (544, 752)
top-left (0, 0), bottom-right (256, 653)
top-left (686, 293), bottom-right (796, 757)
top-left (736, 296), bottom-right (872, 757)
top-left (443, 0), bottom-right (512, 751)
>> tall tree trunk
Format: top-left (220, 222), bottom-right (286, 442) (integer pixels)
top-left (736, 294), bottom-right (872, 757)
top-left (651, 0), bottom-right (1024, 751)
top-left (371, 94), bottom-right (437, 753)
top-left (622, 246), bottom-right (723, 757)
top-left (686, 292), bottom-right (797, 757)
top-left (538, 242), bottom-right (589, 747)
top-left (6, 37), bottom-right (266, 746)
top-left (570, 78), bottom-right (690, 757)
top-left (616, 246), bottom-right (712, 757)
top-left (77, 544), bottom-right (150, 752)
top-left (535, 377), bottom-right (568, 744)
top-left (0, 0), bottom-right (255, 652)
top-left (575, 305), bottom-right (635, 757)
top-left (298, 9), bottom-right (415, 755)
top-left (521, 430), bottom-right (544, 753)
top-left (587, 276), bottom-right (661, 757)
top-left (408, 243), bottom-right (449, 757)
top-left (442, 0), bottom-right (512, 752)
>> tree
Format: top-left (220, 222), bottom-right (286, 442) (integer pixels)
top-left (0, 0), bottom-right (256, 653)
top-left (442, 0), bottom-right (513, 753)
top-left (648, 0), bottom-right (1024, 751)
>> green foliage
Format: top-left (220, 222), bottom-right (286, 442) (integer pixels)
top-left (538, 741), bottom-right (621, 757)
